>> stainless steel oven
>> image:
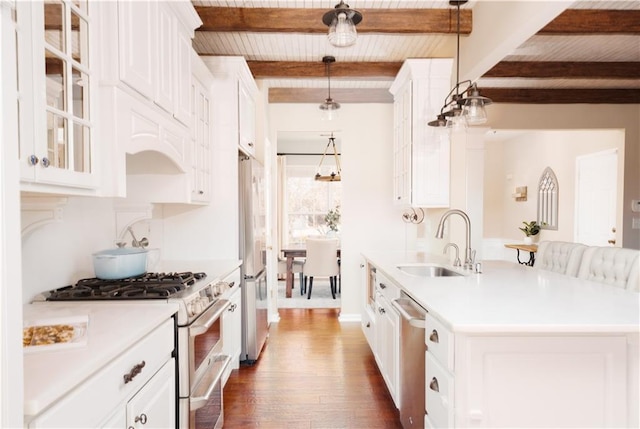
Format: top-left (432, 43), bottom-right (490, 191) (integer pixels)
top-left (178, 298), bottom-right (230, 429)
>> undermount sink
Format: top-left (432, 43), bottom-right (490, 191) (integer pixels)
top-left (396, 263), bottom-right (463, 277)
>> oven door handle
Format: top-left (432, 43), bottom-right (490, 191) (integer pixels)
top-left (189, 299), bottom-right (230, 337)
top-left (190, 355), bottom-right (231, 411)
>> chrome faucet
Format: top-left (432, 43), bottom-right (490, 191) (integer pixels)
top-left (443, 243), bottom-right (462, 267)
top-left (436, 209), bottom-right (474, 270)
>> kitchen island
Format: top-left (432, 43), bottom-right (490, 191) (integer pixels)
top-left (362, 251), bottom-right (640, 428)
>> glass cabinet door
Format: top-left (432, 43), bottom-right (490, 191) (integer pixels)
top-left (18, 0), bottom-right (95, 188)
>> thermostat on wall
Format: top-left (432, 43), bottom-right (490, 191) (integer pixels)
top-left (632, 200), bottom-right (640, 213)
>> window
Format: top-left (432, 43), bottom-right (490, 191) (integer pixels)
top-left (285, 165), bottom-right (341, 245)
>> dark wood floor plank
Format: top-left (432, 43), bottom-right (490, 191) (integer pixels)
top-left (223, 308), bottom-right (402, 428)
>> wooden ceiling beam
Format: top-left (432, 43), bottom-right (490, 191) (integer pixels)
top-left (269, 87), bottom-right (640, 104)
top-left (481, 88), bottom-right (640, 104)
top-left (246, 60), bottom-right (401, 79)
top-left (484, 61), bottom-right (640, 79)
top-left (194, 7), bottom-right (472, 34)
top-left (269, 88), bottom-right (393, 104)
top-left (539, 10), bottom-right (640, 34)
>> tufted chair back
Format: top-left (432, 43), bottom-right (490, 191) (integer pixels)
top-left (535, 241), bottom-right (587, 277)
top-left (577, 246), bottom-right (640, 291)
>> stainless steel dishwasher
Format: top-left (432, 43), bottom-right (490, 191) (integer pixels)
top-left (392, 292), bottom-right (427, 429)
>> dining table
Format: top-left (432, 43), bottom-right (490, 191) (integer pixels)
top-left (281, 246), bottom-right (341, 298)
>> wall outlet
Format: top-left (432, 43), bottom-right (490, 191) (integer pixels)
top-left (632, 218), bottom-right (640, 230)
top-left (632, 200), bottom-right (640, 213)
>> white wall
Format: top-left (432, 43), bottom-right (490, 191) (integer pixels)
top-left (267, 103), bottom-right (415, 320)
top-left (21, 197), bottom-right (119, 303)
top-left (483, 129), bottom-right (625, 243)
top-left (485, 104), bottom-right (640, 249)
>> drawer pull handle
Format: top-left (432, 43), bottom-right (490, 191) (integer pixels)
top-left (429, 377), bottom-right (440, 392)
top-left (135, 413), bottom-right (148, 424)
top-left (123, 360), bottom-right (146, 384)
top-left (429, 329), bottom-right (439, 343)
top-left (378, 307), bottom-right (386, 315)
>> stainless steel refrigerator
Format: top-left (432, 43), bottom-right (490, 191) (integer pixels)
top-left (238, 154), bottom-right (268, 363)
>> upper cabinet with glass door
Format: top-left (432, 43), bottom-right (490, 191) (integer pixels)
top-left (17, 0), bottom-right (98, 192)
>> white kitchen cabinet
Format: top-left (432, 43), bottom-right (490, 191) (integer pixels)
top-left (204, 56), bottom-right (259, 158)
top-left (222, 284), bottom-right (242, 386)
top-left (452, 335), bottom-right (629, 428)
top-left (424, 314), bottom-right (630, 429)
top-left (27, 317), bottom-right (176, 428)
top-left (389, 59), bottom-right (453, 207)
top-left (126, 359), bottom-right (175, 429)
top-left (373, 271), bottom-right (400, 408)
top-left (360, 260), bottom-right (376, 351)
top-left (16, 0), bottom-right (99, 193)
top-left (238, 78), bottom-right (257, 157)
top-left (189, 53), bottom-right (214, 203)
top-left (117, 0), bottom-right (197, 126)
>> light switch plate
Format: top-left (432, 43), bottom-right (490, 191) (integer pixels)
top-left (632, 200), bottom-right (640, 213)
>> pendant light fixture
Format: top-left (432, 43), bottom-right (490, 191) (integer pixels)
top-left (428, 0), bottom-right (492, 129)
top-left (315, 134), bottom-right (342, 182)
top-left (322, 0), bottom-right (362, 48)
top-left (319, 56), bottom-right (340, 121)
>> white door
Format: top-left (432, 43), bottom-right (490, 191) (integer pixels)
top-left (575, 149), bottom-right (618, 246)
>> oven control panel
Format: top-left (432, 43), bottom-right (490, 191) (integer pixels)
top-left (185, 282), bottom-right (232, 317)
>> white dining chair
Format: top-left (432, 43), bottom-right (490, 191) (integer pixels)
top-left (303, 237), bottom-right (340, 299)
top-left (278, 255), bottom-right (305, 294)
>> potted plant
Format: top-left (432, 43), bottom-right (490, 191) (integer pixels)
top-left (519, 220), bottom-right (540, 244)
top-left (324, 206), bottom-right (340, 236)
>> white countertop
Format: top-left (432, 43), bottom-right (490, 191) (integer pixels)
top-left (363, 251), bottom-right (640, 334)
top-left (23, 301), bottom-right (179, 417)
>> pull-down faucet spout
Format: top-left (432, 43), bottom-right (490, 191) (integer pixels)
top-left (435, 209), bottom-right (474, 270)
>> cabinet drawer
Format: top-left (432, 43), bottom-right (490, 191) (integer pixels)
top-left (376, 272), bottom-right (400, 302)
top-left (425, 352), bottom-right (454, 429)
top-left (30, 318), bottom-right (175, 428)
top-left (425, 313), bottom-right (454, 371)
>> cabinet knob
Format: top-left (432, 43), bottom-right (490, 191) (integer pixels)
top-left (134, 413), bottom-right (148, 424)
top-left (41, 157), bottom-right (50, 168)
top-left (248, 142), bottom-right (254, 147)
top-left (429, 377), bottom-right (440, 392)
top-left (379, 282), bottom-right (387, 289)
top-left (28, 155), bottom-right (39, 166)
top-left (198, 190), bottom-right (204, 195)
top-left (429, 329), bottom-right (439, 343)
top-left (366, 322), bottom-right (370, 328)
top-left (378, 307), bottom-right (385, 315)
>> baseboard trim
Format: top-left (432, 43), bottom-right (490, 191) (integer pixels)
top-left (338, 313), bottom-right (361, 323)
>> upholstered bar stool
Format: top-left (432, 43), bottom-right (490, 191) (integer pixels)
top-left (534, 241), bottom-right (587, 277)
top-left (577, 246), bottom-right (640, 292)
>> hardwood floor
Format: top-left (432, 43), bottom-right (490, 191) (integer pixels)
top-left (223, 308), bottom-right (402, 428)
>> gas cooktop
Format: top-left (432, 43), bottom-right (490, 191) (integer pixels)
top-left (45, 272), bottom-right (207, 301)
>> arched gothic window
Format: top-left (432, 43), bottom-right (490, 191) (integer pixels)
top-left (537, 167), bottom-right (558, 230)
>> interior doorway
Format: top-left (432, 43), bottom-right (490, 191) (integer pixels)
top-left (575, 149), bottom-right (619, 246)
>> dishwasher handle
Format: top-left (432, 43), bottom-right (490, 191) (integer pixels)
top-left (392, 298), bottom-right (427, 329)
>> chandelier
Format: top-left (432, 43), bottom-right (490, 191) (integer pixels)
top-left (322, 0), bottom-right (362, 48)
top-left (428, 0), bottom-right (492, 129)
top-left (319, 56), bottom-right (340, 121)
top-left (315, 134), bottom-right (342, 182)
